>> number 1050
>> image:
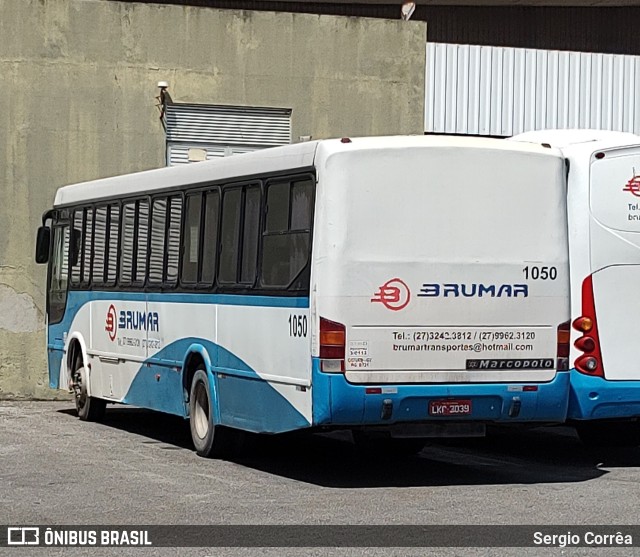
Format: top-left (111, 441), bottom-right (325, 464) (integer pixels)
top-left (523, 266), bottom-right (557, 280)
top-left (288, 314), bottom-right (308, 337)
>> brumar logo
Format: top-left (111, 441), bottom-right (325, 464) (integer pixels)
top-left (623, 169), bottom-right (640, 197)
top-left (105, 304), bottom-right (117, 341)
top-left (371, 278), bottom-right (411, 311)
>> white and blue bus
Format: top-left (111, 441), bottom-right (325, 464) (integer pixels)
top-left (35, 135), bottom-right (571, 457)
top-left (513, 129), bottom-right (640, 446)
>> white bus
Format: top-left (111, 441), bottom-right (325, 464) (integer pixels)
top-left (512, 129), bottom-right (640, 445)
top-left (35, 135), bottom-right (571, 457)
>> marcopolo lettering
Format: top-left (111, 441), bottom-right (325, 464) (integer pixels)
top-left (118, 310), bottom-right (159, 332)
top-left (466, 358), bottom-right (554, 370)
top-left (418, 283), bottom-right (529, 298)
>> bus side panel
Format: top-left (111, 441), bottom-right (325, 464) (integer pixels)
top-left (588, 150), bottom-right (640, 381)
top-left (564, 145), bottom-right (640, 420)
top-left (54, 292), bottom-right (313, 431)
top-left (214, 302), bottom-right (313, 433)
top-left (48, 293), bottom-right (91, 390)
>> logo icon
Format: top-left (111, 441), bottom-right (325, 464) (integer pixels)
top-left (371, 278), bottom-right (411, 311)
top-left (623, 170), bottom-right (640, 197)
top-left (7, 527), bottom-right (39, 545)
top-left (105, 304), bottom-right (117, 342)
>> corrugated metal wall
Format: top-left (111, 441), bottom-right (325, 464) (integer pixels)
top-left (425, 42), bottom-right (640, 137)
top-left (163, 103), bottom-right (292, 165)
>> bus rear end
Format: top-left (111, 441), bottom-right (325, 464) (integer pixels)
top-left (310, 137), bottom-right (570, 439)
top-left (569, 143), bottom-right (640, 444)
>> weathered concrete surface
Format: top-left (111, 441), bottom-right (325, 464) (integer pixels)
top-left (0, 0), bottom-right (426, 397)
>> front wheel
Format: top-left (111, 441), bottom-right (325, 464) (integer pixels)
top-left (189, 368), bottom-right (239, 458)
top-left (71, 362), bottom-right (106, 422)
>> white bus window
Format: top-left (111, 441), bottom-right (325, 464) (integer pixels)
top-left (70, 211), bottom-right (83, 286)
top-left (261, 178), bottom-right (312, 289)
top-left (105, 205), bottom-right (120, 286)
top-left (120, 202), bottom-right (136, 285)
top-left (49, 225), bottom-right (70, 323)
top-left (134, 200), bottom-right (149, 286)
top-left (219, 188), bottom-right (242, 284)
top-left (92, 206), bottom-right (108, 285)
top-left (240, 186), bottom-right (261, 284)
top-left (149, 198), bottom-right (168, 285)
top-left (81, 208), bottom-right (93, 286)
top-left (181, 194), bottom-right (202, 284)
top-left (51, 226), bottom-right (69, 293)
top-left (201, 191), bottom-right (220, 286)
top-left (265, 182), bottom-right (289, 232)
top-left (290, 179), bottom-right (313, 230)
top-left (166, 196), bottom-right (182, 286)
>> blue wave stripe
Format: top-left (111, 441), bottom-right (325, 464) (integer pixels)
top-left (120, 337), bottom-right (311, 433)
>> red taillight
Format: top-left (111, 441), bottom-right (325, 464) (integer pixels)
top-left (574, 336), bottom-right (595, 353)
top-left (572, 316), bottom-right (593, 333)
top-left (572, 275), bottom-right (604, 377)
top-left (319, 317), bottom-right (345, 372)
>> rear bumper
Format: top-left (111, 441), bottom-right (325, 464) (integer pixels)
top-left (568, 369), bottom-right (640, 420)
top-left (311, 359), bottom-right (570, 426)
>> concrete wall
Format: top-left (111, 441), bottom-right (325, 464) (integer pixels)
top-left (0, 0), bottom-right (426, 398)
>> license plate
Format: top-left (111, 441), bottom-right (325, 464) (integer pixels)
top-left (429, 399), bottom-right (472, 416)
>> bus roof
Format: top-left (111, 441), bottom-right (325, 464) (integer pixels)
top-left (512, 129), bottom-right (640, 151)
top-left (53, 134), bottom-right (560, 207)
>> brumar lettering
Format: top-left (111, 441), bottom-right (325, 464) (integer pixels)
top-left (418, 283), bottom-right (529, 298)
top-left (118, 311), bottom-right (159, 332)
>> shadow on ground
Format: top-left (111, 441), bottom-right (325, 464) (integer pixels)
top-left (58, 406), bottom-right (640, 488)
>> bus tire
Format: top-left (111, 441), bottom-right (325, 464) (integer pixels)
top-left (72, 361), bottom-right (106, 422)
top-left (189, 368), bottom-right (236, 458)
top-left (576, 420), bottom-right (640, 448)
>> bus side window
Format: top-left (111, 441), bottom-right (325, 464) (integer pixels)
top-left (165, 196), bottom-right (182, 286)
top-left (240, 185), bottom-right (261, 284)
top-left (50, 227), bottom-right (70, 294)
top-left (49, 225), bottom-right (70, 323)
top-left (261, 177), bottom-right (313, 290)
top-left (148, 198), bottom-right (168, 285)
top-left (181, 193), bottom-right (202, 285)
top-left (119, 202), bottom-right (136, 285)
top-left (134, 199), bottom-right (149, 286)
top-left (290, 179), bottom-right (313, 230)
top-left (219, 188), bottom-right (242, 284)
top-left (150, 195), bottom-right (182, 287)
top-left (200, 191), bottom-right (220, 286)
top-left (70, 210), bottom-right (84, 287)
top-left (81, 207), bottom-right (93, 287)
top-left (92, 206), bottom-right (108, 286)
top-left (105, 204), bottom-right (120, 287)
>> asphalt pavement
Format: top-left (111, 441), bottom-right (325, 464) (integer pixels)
top-left (1, 401), bottom-right (639, 557)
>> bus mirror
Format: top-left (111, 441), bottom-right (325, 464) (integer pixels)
top-left (35, 226), bottom-right (51, 264)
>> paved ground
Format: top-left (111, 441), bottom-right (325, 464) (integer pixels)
top-left (1, 401), bottom-right (639, 556)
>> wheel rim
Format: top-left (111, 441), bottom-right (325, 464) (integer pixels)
top-left (72, 366), bottom-right (88, 412)
top-left (193, 381), bottom-right (210, 440)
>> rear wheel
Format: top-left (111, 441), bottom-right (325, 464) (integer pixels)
top-left (189, 368), bottom-right (240, 458)
top-left (575, 420), bottom-right (640, 447)
top-left (71, 361), bottom-right (106, 422)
